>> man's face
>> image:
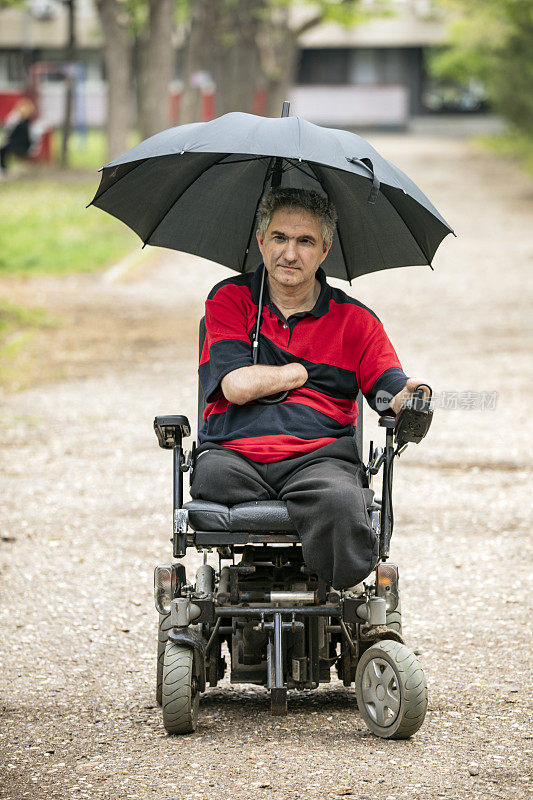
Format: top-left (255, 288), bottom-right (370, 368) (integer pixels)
top-left (256, 208), bottom-right (331, 291)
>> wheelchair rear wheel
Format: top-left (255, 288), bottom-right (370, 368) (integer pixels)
top-left (162, 642), bottom-right (199, 734)
top-left (385, 590), bottom-right (402, 635)
top-left (355, 639), bottom-right (427, 739)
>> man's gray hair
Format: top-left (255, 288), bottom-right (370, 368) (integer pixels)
top-left (257, 188), bottom-right (337, 249)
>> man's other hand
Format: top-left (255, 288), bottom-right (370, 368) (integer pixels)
top-left (222, 363), bottom-right (308, 405)
top-left (390, 378), bottom-right (431, 415)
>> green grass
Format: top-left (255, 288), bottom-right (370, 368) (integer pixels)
top-left (475, 130), bottom-right (533, 175)
top-left (0, 300), bottom-right (56, 336)
top-left (0, 178), bottom-right (139, 275)
top-left (0, 128), bottom-right (142, 274)
top-left (0, 300), bottom-right (59, 387)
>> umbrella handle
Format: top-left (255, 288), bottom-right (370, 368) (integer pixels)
top-left (251, 265), bottom-right (290, 405)
top-left (256, 391), bottom-right (289, 405)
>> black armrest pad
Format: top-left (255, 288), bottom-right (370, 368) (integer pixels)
top-left (154, 415), bottom-right (191, 449)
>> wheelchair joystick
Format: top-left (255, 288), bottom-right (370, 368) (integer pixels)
top-left (394, 385), bottom-right (433, 451)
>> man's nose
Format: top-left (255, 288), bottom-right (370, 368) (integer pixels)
top-left (283, 239), bottom-right (297, 262)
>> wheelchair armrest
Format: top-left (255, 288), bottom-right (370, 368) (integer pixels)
top-left (154, 415), bottom-right (191, 449)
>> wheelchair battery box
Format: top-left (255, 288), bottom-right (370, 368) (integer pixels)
top-left (394, 388), bottom-right (433, 447)
top-left (154, 415), bottom-right (191, 448)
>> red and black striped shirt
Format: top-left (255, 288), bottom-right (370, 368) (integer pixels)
top-left (198, 266), bottom-right (407, 463)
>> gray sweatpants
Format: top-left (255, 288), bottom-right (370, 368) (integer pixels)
top-left (190, 436), bottom-right (378, 589)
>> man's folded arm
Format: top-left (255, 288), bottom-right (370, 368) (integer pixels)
top-left (200, 283), bottom-right (308, 406)
top-left (221, 363), bottom-right (308, 405)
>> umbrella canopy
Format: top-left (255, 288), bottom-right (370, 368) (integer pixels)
top-left (89, 111), bottom-right (454, 281)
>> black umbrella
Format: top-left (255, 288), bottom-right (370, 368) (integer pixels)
top-left (89, 106), bottom-right (454, 282)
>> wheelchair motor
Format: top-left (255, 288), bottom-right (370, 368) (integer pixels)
top-left (152, 403), bottom-right (430, 740)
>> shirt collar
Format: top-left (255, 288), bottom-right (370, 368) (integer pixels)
top-left (250, 265), bottom-right (331, 319)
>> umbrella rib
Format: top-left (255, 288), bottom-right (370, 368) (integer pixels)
top-left (142, 152), bottom-right (230, 247)
top-left (285, 160), bottom-right (320, 183)
top-left (88, 158), bottom-right (150, 208)
top-left (215, 156), bottom-right (269, 167)
top-left (309, 163), bottom-right (352, 284)
top-left (241, 156), bottom-right (274, 271)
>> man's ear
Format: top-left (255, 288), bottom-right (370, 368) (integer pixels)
top-left (255, 228), bottom-right (264, 255)
top-left (320, 239), bottom-right (332, 263)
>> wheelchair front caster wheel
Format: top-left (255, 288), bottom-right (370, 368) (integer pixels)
top-left (355, 639), bottom-right (427, 739)
top-left (162, 642), bottom-right (199, 734)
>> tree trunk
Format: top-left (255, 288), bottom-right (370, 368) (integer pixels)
top-left (205, 0), bottom-right (264, 117)
top-left (263, 35), bottom-right (299, 118)
top-left (137, 0), bottom-right (175, 140)
top-left (96, 0), bottom-right (133, 162)
top-left (60, 0), bottom-right (75, 167)
top-left (178, 0), bottom-right (208, 124)
top-left (257, 6), bottom-right (305, 118)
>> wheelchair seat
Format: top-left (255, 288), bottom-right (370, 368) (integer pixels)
top-left (184, 498), bottom-right (296, 533)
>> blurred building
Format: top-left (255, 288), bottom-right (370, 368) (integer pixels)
top-left (0, 0), bottom-right (103, 123)
top-left (292, 0), bottom-right (451, 127)
top-left (0, 0), bottom-right (476, 129)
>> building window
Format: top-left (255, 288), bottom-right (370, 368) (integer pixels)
top-left (297, 49), bottom-right (350, 85)
top-left (0, 51), bottom-right (27, 85)
top-left (349, 49), bottom-right (379, 85)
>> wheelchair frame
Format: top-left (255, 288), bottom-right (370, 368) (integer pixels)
top-left (153, 320), bottom-right (428, 738)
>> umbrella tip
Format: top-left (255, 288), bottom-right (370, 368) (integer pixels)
top-left (428, 263), bottom-right (435, 271)
top-left (281, 101), bottom-right (290, 118)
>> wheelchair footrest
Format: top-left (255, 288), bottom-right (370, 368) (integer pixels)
top-left (270, 688), bottom-right (288, 716)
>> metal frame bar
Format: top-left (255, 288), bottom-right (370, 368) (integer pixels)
top-left (215, 605), bottom-right (341, 618)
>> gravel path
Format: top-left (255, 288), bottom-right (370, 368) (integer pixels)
top-left (1, 134), bottom-right (532, 800)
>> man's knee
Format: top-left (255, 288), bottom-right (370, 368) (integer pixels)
top-left (191, 449), bottom-right (270, 505)
top-left (283, 468), bottom-right (371, 526)
top-left (320, 483), bottom-right (369, 522)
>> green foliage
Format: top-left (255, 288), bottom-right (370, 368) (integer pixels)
top-left (475, 129), bottom-right (533, 174)
top-left (430, 0), bottom-right (533, 134)
top-left (301, 0), bottom-right (390, 28)
top-left (174, 0), bottom-right (386, 33)
top-left (124, 0), bottom-right (149, 36)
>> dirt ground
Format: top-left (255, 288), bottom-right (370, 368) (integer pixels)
top-left (0, 133), bottom-right (532, 800)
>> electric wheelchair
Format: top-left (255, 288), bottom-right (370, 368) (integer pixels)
top-left (153, 319), bottom-right (432, 739)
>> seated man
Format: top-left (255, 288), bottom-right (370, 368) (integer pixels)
top-left (191, 188), bottom-right (428, 589)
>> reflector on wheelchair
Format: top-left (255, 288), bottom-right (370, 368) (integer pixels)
top-left (154, 565), bottom-right (177, 615)
top-left (376, 562), bottom-right (399, 612)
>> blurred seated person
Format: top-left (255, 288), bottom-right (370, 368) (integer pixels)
top-left (0, 98), bottom-right (36, 178)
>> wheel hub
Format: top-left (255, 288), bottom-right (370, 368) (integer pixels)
top-left (361, 656), bottom-right (401, 728)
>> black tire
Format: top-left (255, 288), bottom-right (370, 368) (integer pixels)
top-left (386, 591), bottom-right (402, 635)
top-left (162, 642), bottom-right (199, 734)
top-left (156, 612), bottom-right (172, 706)
top-left (355, 639), bottom-right (427, 739)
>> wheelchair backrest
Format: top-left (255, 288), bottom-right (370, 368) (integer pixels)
top-left (197, 317), bottom-right (364, 457)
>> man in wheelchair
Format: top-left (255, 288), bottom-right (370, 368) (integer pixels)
top-left (191, 188), bottom-right (429, 590)
top-left (154, 188), bottom-right (433, 739)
